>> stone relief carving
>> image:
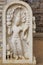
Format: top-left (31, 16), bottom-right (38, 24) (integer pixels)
top-left (6, 5), bottom-right (29, 60)
top-left (3, 1), bottom-right (36, 64)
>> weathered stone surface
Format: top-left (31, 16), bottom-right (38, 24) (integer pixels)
top-left (2, 1), bottom-right (36, 64)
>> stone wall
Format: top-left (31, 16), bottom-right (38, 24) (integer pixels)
top-left (0, 0), bottom-right (43, 64)
top-left (33, 35), bottom-right (43, 64)
top-left (23, 0), bottom-right (43, 32)
top-left (32, 1), bottom-right (43, 32)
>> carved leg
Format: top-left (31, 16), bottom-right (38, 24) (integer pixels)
top-left (16, 38), bottom-right (23, 56)
top-left (9, 38), bottom-right (17, 55)
top-left (22, 40), bottom-right (29, 59)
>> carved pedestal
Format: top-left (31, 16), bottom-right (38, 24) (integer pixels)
top-left (3, 1), bottom-right (36, 64)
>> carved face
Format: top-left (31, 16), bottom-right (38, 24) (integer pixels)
top-left (7, 6), bottom-right (28, 27)
top-left (13, 9), bottom-right (21, 26)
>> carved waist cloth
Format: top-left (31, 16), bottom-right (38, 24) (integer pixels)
top-left (12, 37), bottom-right (21, 39)
top-left (11, 37), bottom-right (21, 41)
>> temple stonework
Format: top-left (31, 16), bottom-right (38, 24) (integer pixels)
top-left (0, 0), bottom-right (43, 64)
top-left (2, 1), bottom-right (36, 64)
top-left (31, 1), bottom-right (43, 32)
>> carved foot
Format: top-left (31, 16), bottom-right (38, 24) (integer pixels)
top-left (18, 55), bottom-right (25, 60)
top-left (13, 54), bottom-right (18, 60)
top-left (6, 51), bottom-right (10, 59)
top-left (24, 53), bottom-right (29, 60)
